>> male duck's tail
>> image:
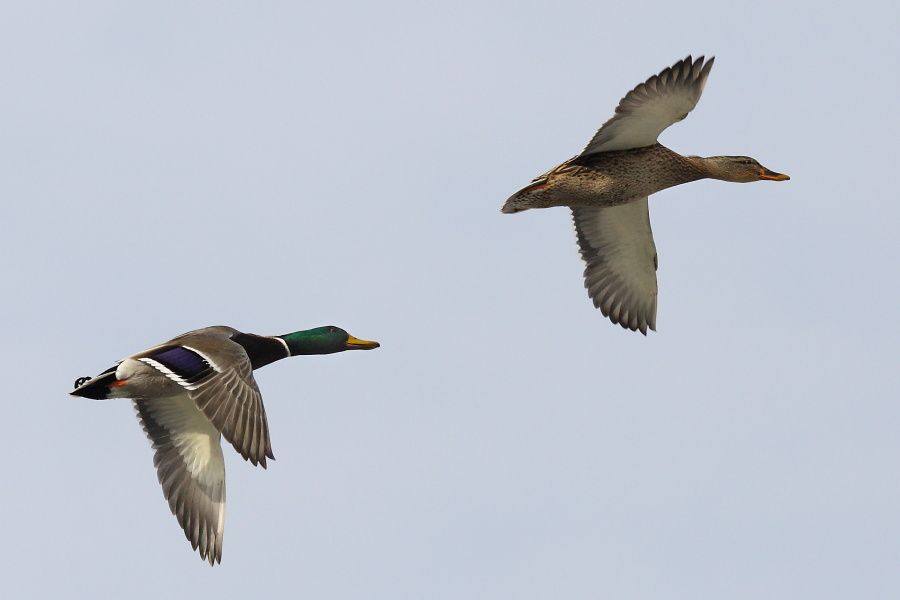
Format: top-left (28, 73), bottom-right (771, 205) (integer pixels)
top-left (70, 366), bottom-right (119, 400)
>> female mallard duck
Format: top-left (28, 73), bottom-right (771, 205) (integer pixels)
top-left (502, 55), bottom-right (789, 334)
top-left (71, 325), bottom-right (379, 565)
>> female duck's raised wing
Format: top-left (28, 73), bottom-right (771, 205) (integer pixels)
top-left (581, 55), bottom-right (714, 155)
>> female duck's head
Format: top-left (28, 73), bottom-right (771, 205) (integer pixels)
top-left (701, 156), bottom-right (790, 183)
top-left (279, 326), bottom-right (380, 355)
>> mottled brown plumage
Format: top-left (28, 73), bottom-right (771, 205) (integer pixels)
top-left (503, 144), bottom-right (706, 212)
top-left (502, 55), bottom-right (789, 334)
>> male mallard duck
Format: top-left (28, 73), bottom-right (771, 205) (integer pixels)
top-left (71, 325), bottom-right (379, 565)
top-left (502, 55), bottom-right (789, 334)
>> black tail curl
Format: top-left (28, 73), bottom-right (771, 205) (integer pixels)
top-left (70, 368), bottom-right (118, 399)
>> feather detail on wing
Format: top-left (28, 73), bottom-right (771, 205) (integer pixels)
top-left (572, 199), bottom-right (659, 334)
top-left (582, 55), bottom-right (714, 155)
top-left (137, 330), bottom-right (274, 467)
top-left (134, 396), bottom-right (226, 565)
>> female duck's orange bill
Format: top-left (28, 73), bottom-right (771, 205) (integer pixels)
top-left (759, 168), bottom-right (790, 181)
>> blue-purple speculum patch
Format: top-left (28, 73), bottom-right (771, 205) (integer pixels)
top-left (151, 346), bottom-right (212, 383)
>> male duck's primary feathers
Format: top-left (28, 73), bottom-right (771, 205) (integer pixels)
top-left (71, 325), bottom-right (379, 565)
top-left (502, 56), bottom-right (789, 334)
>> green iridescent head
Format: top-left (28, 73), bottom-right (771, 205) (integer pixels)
top-left (278, 326), bottom-right (380, 356)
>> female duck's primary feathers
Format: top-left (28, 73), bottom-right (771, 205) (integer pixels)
top-left (71, 325), bottom-right (379, 565)
top-left (502, 55), bottom-right (789, 334)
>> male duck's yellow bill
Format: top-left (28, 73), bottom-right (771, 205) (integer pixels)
top-left (759, 168), bottom-right (790, 181)
top-left (345, 335), bottom-right (380, 350)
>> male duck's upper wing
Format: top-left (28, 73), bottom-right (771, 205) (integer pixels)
top-left (581, 55), bottom-right (714, 155)
top-left (135, 326), bottom-right (274, 467)
top-left (572, 200), bottom-right (658, 334)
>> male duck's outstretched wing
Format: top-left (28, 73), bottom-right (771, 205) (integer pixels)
top-left (135, 326), bottom-right (274, 467)
top-left (572, 200), bottom-right (658, 334)
top-left (134, 396), bottom-right (226, 565)
top-left (581, 55), bottom-right (714, 155)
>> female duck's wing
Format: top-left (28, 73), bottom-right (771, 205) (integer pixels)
top-left (572, 199), bottom-right (658, 334)
top-left (135, 327), bottom-right (274, 467)
top-left (581, 55), bottom-right (714, 155)
top-left (134, 395), bottom-right (225, 565)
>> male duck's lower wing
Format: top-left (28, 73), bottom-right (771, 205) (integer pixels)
top-left (134, 395), bottom-right (226, 565)
top-left (572, 200), bottom-right (659, 334)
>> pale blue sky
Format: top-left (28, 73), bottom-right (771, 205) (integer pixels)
top-left (3, 1), bottom-right (899, 598)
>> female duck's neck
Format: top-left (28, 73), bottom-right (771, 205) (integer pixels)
top-left (685, 156), bottom-right (731, 181)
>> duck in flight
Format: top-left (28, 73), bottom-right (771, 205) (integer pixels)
top-left (71, 325), bottom-right (379, 565)
top-left (502, 55), bottom-right (789, 334)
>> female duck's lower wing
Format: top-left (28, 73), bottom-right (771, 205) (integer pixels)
top-left (572, 199), bottom-right (659, 334)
